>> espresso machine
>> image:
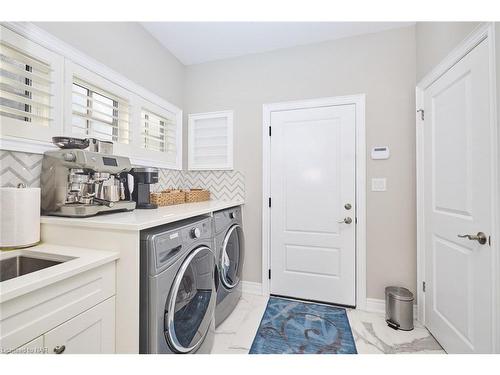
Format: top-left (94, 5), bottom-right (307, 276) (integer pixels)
top-left (41, 147), bottom-right (136, 217)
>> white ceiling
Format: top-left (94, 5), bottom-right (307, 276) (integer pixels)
top-left (141, 22), bottom-right (414, 65)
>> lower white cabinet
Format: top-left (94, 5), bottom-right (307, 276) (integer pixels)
top-left (11, 336), bottom-right (45, 354)
top-left (11, 297), bottom-right (115, 354)
top-left (2, 261), bottom-right (117, 354)
top-left (44, 297), bottom-right (115, 354)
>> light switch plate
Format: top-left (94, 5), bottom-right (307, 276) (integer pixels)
top-left (371, 178), bottom-right (387, 192)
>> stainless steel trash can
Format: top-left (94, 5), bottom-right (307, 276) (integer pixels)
top-left (385, 286), bottom-right (414, 331)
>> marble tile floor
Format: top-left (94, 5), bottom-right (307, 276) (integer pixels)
top-left (211, 293), bottom-right (445, 354)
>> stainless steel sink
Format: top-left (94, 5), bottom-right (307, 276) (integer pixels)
top-left (1, 255), bottom-right (66, 282)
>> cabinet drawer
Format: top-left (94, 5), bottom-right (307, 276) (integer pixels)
top-left (0, 261), bottom-right (115, 351)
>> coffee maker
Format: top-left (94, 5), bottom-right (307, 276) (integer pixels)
top-left (41, 149), bottom-right (136, 217)
top-left (128, 167), bottom-right (159, 209)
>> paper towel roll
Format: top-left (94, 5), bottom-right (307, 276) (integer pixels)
top-left (0, 187), bottom-right (40, 249)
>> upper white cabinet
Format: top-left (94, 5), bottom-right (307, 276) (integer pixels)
top-left (0, 25), bottom-right (64, 143)
top-left (188, 110), bottom-right (234, 170)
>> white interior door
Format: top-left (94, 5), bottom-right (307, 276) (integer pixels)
top-left (423, 39), bottom-right (493, 353)
top-left (270, 104), bottom-right (356, 306)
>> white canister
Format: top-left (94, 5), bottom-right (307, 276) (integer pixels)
top-left (0, 187), bottom-right (41, 249)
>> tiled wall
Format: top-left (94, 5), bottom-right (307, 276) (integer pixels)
top-left (0, 150), bottom-right (245, 201)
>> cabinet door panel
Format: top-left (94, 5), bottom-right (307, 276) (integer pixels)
top-left (44, 297), bottom-right (115, 354)
top-left (11, 336), bottom-right (45, 354)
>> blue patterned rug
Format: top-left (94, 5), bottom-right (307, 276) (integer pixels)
top-left (249, 297), bottom-right (357, 354)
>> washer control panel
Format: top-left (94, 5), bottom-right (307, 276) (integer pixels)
top-left (190, 227), bottom-right (201, 239)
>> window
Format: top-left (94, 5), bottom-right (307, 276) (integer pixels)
top-left (71, 78), bottom-right (130, 144)
top-left (0, 42), bottom-right (51, 125)
top-left (132, 98), bottom-right (182, 170)
top-left (188, 110), bottom-right (233, 170)
top-left (1, 23), bottom-right (182, 170)
top-left (0, 25), bottom-right (63, 143)
top-left (141, 108), bottom-right (177, 155)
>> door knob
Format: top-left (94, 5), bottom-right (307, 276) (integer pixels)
top-left (338, 217), bottom-right (352, 224)
top-left (457, 232), bottom-right (487, 245)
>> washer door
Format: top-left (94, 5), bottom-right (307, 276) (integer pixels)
top-left (220, 224), bottom-right (244, 289)
top-left (165, 246), bottom-right (216, 353)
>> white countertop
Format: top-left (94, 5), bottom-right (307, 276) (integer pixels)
top-left (0, 243), bottom-right (118, 303)
top-left (40, 199), bottom-right (244, 231)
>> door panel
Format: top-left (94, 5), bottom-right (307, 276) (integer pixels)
top-left (424, 39), bottom-right (493, 353)
top-left (44, 297), bottom-right (115, 354)
top-left (270, 104), bottom-right (356, 306)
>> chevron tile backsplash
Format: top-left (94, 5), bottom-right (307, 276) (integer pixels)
top-left (0, 151), bottom-right (43, 187)
top-left (0, 150), bottom-right (245, 201)
top-left (155, 169), bottom-right (245, 201)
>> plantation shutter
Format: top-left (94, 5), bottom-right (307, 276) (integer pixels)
top-left (188, 111), bottom-right (233, 170)
top-left (0, 42), bottom-right (53, 127)
top-left (71, 78), bottom-right (130, 144)
top-left (140, 108), bottom-right (177, 162)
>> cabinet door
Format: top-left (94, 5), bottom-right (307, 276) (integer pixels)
top-left (11, 336), bottom-right (45, 354)
top-left (44, 297), bottom-right (115, 354)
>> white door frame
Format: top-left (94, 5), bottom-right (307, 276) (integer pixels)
top-left (262, 94), bottom-right (367, 310)
top-left (416, 22), bottom-right (499, 352)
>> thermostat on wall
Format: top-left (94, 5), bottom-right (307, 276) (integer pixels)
top-left (371, 146), bottom-right (390, 160)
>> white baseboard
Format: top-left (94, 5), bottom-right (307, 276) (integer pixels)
top-left (241, 281), bottom-right (263, 296)
top-left (365, 298), bottom-right (418, 318)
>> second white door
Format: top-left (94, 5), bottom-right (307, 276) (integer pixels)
top-left (270, 103), bottom-right (356, 306)
top-left (423, 39), bottom-right (494, 353)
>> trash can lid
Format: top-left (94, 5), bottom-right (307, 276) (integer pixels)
top-left (385, 286), bottom-right (414, 301)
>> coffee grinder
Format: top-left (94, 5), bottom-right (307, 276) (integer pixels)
top-left (128, 167), bottom-right (159, 209)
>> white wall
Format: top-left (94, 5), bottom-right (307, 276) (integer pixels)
top-left (184, 26), bottom-right (417, 300)
top-left (34, 22), bottom-right (185, 107)
top-left (415, 22), bottom-right (481, 81)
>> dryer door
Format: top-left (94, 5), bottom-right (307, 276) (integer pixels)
top-left (165, 246), bottom-right (216, 353)
top-left (220, 224), bottom-right (244, 289)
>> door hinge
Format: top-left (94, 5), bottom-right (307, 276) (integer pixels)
top-left (269, 126), bottom-right (272, 136)
top-left (268, 197), bottom-right (272, 207)
top-left (422, 281), bottom-right (426, 292)
top-left (268, 269), bottom-right (271, 279)
top-left (417, 109), bottom-right (424, 121)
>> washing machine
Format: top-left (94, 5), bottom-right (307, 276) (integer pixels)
top-left (140, 216), bottom-right (216, 354)
top-left (213, 206), bottom-right (244, 327)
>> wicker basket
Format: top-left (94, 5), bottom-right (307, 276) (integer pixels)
top-left (184, 188), bottom-right (210, 203)
top-left (150, 189), bottom-right (186, 207)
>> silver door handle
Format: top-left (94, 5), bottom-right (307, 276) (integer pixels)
top-left (338, 217), bottom-right (352, 224)
top-left (457, 232), bottom-right (487, 245)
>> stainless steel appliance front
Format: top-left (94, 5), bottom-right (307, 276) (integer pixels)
top-left (41, 149), bottom-right (136, 217)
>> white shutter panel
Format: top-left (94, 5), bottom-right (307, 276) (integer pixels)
top-left (0, 42), bottom-right (52, 126)
top-left (140, 108), bottom-right (177, 162)
top-left (71, 78), bottom-right (130, 144)
top-left (188, 111), bottom-right (233, 170)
